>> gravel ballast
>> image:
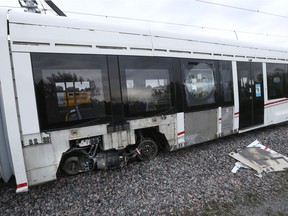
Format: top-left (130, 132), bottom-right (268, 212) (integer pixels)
top-left (1, 124), bottom-right (288, 215)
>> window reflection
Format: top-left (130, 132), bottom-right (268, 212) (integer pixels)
top-left (31, 54), bottom-right (110, 130)
top-left (120, 57), bottom-right (172, 116)
top-left (219, 61), bottom-right (233, 105)
top-left (267, 63), bottom-right (285, 100)
top-left (56, 81), bottom-right (92, 107)
top-left (125, 69), bottom-right (171, 113)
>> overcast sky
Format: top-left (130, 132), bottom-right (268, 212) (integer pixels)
top-left (1, 0), bottom-right (288, 48)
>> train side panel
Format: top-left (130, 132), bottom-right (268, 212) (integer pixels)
top-left (0, 9), bottom-right (28, 192)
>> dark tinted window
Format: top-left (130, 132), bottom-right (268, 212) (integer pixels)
top-left (219, 61), bottom-right (234, 106)
top-left (31, 53), bottom-right (111, 130)
top-left (267, 63), bottom-right (285, 100)
top-left (182, 60), bottom-right (217, 107)
top-left (119, 56), bottom-right (173, 116)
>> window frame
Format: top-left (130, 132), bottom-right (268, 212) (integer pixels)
top-left (266, 63), bottom-right (286, 100)
top-left (219, 60), bottom-right (234, 107)
top-left (181, 59), bottom-right (219, 112)
top-left (118, 55), bottom-right (175, 118)
top-left (31, 53), bottom-right (112, 131)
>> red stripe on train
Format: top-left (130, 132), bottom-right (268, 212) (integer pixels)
top-left (17, 182), bottom-right (28, 188)
top-left (264, 98), bottom-right (288, 107)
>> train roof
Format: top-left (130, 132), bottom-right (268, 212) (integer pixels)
top-left (2, 8), bottom-right (288, 61)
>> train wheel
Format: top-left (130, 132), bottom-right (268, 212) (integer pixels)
top-left (61, 156), bottom-right (80, 175)
top-left (137, 138), bottom-right (158, 161)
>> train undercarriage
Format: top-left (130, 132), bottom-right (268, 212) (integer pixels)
top-left (60, 128), bottom-right (167, 175)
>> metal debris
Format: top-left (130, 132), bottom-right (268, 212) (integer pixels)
top-left (230, 140), bottom-right (288, 177)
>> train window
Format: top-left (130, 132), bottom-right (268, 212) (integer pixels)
top-left (182, 60), bottom-right (217, 107)
top-left (31, 53), bottom-right (111, 130)
top-left (266, 63), bottom-right (285, 99)
top-left (119, 56), bottom-right (172, 116)
top-left (219, 61), bottom-right (234, 106)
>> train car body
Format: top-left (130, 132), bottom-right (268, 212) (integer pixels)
top-left (1, 8), bottom-right (288, 192)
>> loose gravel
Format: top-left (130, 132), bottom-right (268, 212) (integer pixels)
top-left (1, 124), bottom-right (288, 215)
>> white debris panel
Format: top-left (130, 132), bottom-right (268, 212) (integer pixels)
top-left (230, 140), bottom-right (288, 177)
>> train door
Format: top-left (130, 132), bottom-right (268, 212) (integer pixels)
top-left (180, 59), bottom-right (219, 145)
top-left (237, 62), bottom-right (264, 129)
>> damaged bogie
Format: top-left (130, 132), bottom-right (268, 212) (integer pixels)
top-left (61, 153), bottom-right (95, 175)
top-left (60, 136), bottom-right (100, 175)
top-left (96, 150), bottom-right (127, 170)
top-left (60, 128), bottom-right (168, 175)
top-left (60, 136), bottom-right (135, 175)
top-left (135, 127), bottom-right (169, 161)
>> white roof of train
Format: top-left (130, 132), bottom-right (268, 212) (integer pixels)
top-left (3, 8), bottom-right (288, 61)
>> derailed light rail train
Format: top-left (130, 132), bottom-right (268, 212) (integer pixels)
top-left (1, 8), bottom-right (288, 192)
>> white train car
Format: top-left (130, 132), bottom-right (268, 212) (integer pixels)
top-left (1, 8), bottom-right (288, 192)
